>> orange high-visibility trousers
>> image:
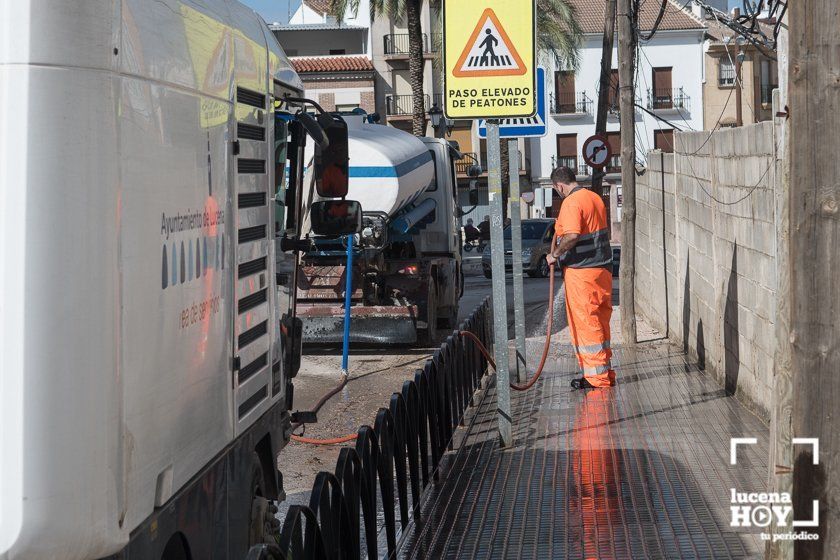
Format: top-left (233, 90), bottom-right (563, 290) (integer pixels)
top-left (564, 267), bottom-right (615, 387)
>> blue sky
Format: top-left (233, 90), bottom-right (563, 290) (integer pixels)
top-left (242, 0), bottom-right (296, 25)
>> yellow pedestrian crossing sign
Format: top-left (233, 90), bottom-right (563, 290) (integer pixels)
top-left (443, 0), bottom-right (536, 119)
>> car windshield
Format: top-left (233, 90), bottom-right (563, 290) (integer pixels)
top-left (503, 222), bottom-right (547, 241)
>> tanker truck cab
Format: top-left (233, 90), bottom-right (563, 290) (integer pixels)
top-left (297, 118), bottom-right (467, 346)
top-left (0, 2), bottom-right (350, 559)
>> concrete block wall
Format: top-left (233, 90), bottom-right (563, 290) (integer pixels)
top-left (635, 121), bottom-right (777, 420)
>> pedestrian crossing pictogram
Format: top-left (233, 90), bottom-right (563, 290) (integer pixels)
top-left (453, 8), bottom-right (527, 77)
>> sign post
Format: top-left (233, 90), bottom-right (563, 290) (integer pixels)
top-left (444, 0), bottom-right (535, 446)
top-left (508, 139), bottom-right (527, 382)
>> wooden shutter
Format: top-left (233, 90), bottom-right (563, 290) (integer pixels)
top-left (555, 71), bottom-right (576, 112)
top-left (556, 134), bottom-right (578, 170)
top-left (654, 129), bottom-right (674, 152)
top-left (606, 132), bottom-right (621, 172)
top-left (652, 67), bottom-right (673, 108)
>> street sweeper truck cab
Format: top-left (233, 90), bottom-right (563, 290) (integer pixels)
top-left (0, 2), bottom-right (360, 558)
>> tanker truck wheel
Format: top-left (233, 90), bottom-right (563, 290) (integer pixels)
top-left (419, 281), bottom-right (438, 347)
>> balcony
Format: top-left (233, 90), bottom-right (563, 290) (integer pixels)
top-left (605, 93), bottom-right (642, 118)
top-left (385, 94), bottom-right (430, 118)
top-left (605, 154), bottom-right (621, 174)
top-left (549, 92), bottom-right (593, 116)
top-left (383, 33), bottom-right (437, 58)
top-left (647, 87), bottom-right (690, 112)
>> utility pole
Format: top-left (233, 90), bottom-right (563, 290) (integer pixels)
top-left (592, 0), bottom-right (617, 194)
top-left (616, 0), bottom-right (637, 344)
top-left (768, 12), bottom-right (792, 560)
top-left (787, 0), bottom-right (840, 556)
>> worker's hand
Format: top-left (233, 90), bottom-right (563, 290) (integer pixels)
top-left (546, 254), bottom-right (557, 266)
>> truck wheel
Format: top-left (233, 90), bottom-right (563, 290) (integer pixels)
top-left (419, 282), bottom-right (438, 346)
top-left (248, 453), bottom-right (278, 547)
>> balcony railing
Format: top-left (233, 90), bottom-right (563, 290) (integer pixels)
top-left (760, 84), bottom-right (777, 106)
top-left (456, 152), bottom-right (481, 176)
top-left (647, 87), bottom-right (690, 111)
top-left (578, 163), bottom-right (592, 177)
top-left (549, 92), bottom-right (593, 115)
top-left (383, 33), bottom-right (434, 55)
top-left (385, 94), bottom-right (430, 116)
top-left (433, 92), bottom-right (444, 109)
top-left (553, 155), bottom-right (578, 170)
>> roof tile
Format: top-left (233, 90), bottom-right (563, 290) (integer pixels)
top-left (569, 0), bottom-right (704, 34)
top-left (290, 55), bottom-right (374, 73)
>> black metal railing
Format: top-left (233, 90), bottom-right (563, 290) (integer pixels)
top-left (385, 94), bottom-right (430, 116)
top-left (647, 87), bottom-right (690, 111)
top-left (554, 155), bottom-right (577, 170)
top-left (578, 163), bottom-right (592, 177)
top-left (760, 84), bottom-right (777, 106)
top-left (549, 92), bottom-right (592, 115)
top-left (384, 33), bottom-right (433, 55)
top-left (247, 299), bottom-right (493, 560)
top-left (433, 92), bottom-right (444, 109)
top-left (456, 152), bottom-right (481, 175)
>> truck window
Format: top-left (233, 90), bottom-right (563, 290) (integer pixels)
top-left (274, 117), bottom-right (289, 235)
top-left (427, 151), bottom-right (438, 191)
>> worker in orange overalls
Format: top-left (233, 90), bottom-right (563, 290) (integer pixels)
top-left (545, 166), bottom-right (615, 389)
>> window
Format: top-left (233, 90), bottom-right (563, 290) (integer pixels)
top-left (719, 57), bottom-right (735, 86)
top-left (654, 129), bottom-right (674, 153)
top-left (651, 67), bottom-right (673, 109)
top-left (554, 71), bottom-right (576, 113)
top-left (606, 132), bottom-right (621, 173)
top-left (335, 103), bottom-right (360, 113)
top-left (329, 49), bottom-right (346, 55)
top-left (556, 133), bottom-right (577, 171)
top-left (608, 69), bottom-right (619, 109)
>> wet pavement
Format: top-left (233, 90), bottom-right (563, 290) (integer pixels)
top-left (400, 340), bottom-right (769, 559)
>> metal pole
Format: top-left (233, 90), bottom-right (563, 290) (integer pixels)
top-left (508, 139), bottom-right (527, 382)
top-left (341, 234), bottom-right (354, 375)
top-left (487, 122), bottom-right (512, 446)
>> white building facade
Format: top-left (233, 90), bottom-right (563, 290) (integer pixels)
top-left (529, 0), bottom-right (705, 231)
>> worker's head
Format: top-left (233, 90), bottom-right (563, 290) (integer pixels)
top-left (484, 215), bottom-right (490, 221)
top-left (550, 166), bottom-right (577, 199)
top-left (467, 218), bottom-right (474, 225)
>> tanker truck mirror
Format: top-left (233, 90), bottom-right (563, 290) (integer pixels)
top-left (310, 200), bottom-right (362, 237)
top-left (314, 115), bottom-right (349, 198)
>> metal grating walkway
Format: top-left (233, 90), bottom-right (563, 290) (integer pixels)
top-left (400, 341), bottom-right (769, 559)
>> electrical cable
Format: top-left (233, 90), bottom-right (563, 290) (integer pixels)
top-left (293, 264), bottom-right (560, 445)
top-left (640, 0), bottom-right (668, 41)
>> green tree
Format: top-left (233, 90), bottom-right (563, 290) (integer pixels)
top-left (331, 0), bottom-right (428, 136)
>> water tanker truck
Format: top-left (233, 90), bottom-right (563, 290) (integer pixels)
top-left (297, 117), bottom-right (474, 346)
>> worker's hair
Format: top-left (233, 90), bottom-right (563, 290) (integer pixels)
top-left (467, 218), bottom-right (474, 224)
top-left (550, 166), bottom-right (576, 186)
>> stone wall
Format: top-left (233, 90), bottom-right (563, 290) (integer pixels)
top-left (634, 122), bottom-right (778, 420)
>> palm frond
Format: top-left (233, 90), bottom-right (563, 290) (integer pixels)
top-left (537, 0), bottom-right (583, 71)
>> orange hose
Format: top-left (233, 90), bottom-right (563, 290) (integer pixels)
top-left (291, 433), bottom-right (358, 445)
top-left (293, 264), bottom-right (557, 445)
top-left (461, 263), bottom-right (556, 392)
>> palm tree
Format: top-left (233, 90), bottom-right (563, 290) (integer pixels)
top-left (331, 0), bottom-right (427, 136)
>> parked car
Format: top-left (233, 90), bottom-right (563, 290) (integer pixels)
top-left (481, 219), bottom-right (556, 278)
top-left (612, 245), bottom-right (620, 277)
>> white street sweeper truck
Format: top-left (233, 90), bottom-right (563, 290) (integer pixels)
top-left (0, 1), bottom-right (361, 558)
